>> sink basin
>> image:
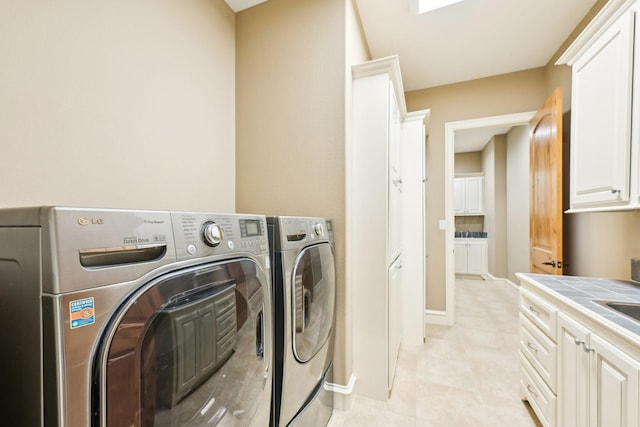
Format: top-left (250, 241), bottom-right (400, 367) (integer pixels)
top-left (596, 300), bottom-right (640, 323)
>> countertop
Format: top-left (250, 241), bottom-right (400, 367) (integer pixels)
top-left (517, 272), bottom-right (640, 344)
top-left (454, 231), bottom-right (487, 238)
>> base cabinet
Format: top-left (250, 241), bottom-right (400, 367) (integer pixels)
top-left (558, 313), bottom-right (640, 427)
top-left (520, 280), bottom-right (640, 427)
top-left (454, 238), bottom-right (487, 275)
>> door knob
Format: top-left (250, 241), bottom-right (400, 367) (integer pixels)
top-left (542, 260), bottom-right (556, 267)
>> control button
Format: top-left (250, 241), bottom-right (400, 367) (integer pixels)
top-left (202, 221), bottom-right (224, 247)
top-left (314, 223), bottom-right (324, 236)
top-left (228, 241), bottom-right (234, 249)
top-left (186, 244), bottom-right (197, 255)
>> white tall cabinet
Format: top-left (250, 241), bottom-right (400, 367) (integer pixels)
top-left (349, 56), bottom-right (427, 400)
top-left (402, 111), bottom-right (429, 348)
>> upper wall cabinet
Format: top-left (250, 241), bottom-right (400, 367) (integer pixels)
top-left (558, 0), bottom-right (640, 212)
top-left (454, 176), bottom-right (484, 215)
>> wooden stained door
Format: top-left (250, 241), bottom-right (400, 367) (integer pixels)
top-left (530, 88), bottom-right (563, 274)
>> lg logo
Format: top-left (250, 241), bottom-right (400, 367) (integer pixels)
top-left (78, 217), bottom-right (104, 226)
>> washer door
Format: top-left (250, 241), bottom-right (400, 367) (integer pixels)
top-left (291, 243), bottom-right (336, 363)
top-left (94, 258), bottom-right (271, 427)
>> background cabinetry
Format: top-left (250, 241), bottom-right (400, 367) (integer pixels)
top-left (454, 176), bottom-right (484, 215)
top-left (454, 238), bottom-right (487, 275)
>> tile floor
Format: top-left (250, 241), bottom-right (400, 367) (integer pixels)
top-left (328, 277), bottom-right (543, 427)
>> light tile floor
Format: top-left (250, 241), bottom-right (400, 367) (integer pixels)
top-left (328, 277), bottom-right (543, 427)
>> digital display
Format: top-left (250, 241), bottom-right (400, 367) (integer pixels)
top-left (242, 219), bottom-right (261, 237)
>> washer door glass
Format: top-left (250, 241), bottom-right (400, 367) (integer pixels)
top-left (291, 243), bottom-right (336, 362)
top-left (96, 259), bottom-right (271, 427)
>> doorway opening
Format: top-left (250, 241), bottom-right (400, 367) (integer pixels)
top-left (444, 111), bottom-right (535, 325)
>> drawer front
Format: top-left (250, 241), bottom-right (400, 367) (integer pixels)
top-left (520, 287), bottom-right (557, 341)
top-left (520, 352), bottom-right (556, 427)
top-left (519, 313), bottom-right (557, 392)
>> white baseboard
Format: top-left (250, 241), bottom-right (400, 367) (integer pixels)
top-left (486, 273), bottom-right (519, 290)
top-left (325, 373), bottom-right (356, 411)
top-left (424, 309), bottom-right (449, 325)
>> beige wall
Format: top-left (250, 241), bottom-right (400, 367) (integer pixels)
top-left (236, 0), bottom-right (367, 386)
top-left (506, 125), bottom-right (531, 283)
top-left (454, 152), bottom-right (483, 174)
top-left (482, 135), bottom-right (507, 278)
top-left (406, 69), bottom-right (548, 310)
top-left (0, 1), bottom-right (236, 211)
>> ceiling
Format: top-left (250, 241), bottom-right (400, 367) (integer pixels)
top-left (226, 0), bottom-right (598, 152)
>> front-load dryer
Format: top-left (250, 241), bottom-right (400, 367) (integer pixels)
top-left (268, 216), bottom-right (336, 427)
top-left (0, 206), bottom-right (272, 427)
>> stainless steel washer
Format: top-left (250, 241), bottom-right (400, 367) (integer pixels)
top-left (0, 206), bottom-right (272, 427)
top-left (268, 216), bottom-right (336, 427)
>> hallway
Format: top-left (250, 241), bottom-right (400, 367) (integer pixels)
top-left (329, 277), bottom-right (542, 426)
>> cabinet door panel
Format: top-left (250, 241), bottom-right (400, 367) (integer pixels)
top-left (589, 333), bottom-right (640, 427)
top-left (454, 241), bottom-right (467, 273)
top-left (388, 259), bottom-right (402, 390)
top-left (465, 177), bottom-right (483, 214)
top-left (453, 179), bottom-right (466, 214)
top-left (571, 9), bottom-right (634, 208)
top-left (558, 313), bottom-right (590, 427)
top-left (466, 241), bottom-right (487, 274)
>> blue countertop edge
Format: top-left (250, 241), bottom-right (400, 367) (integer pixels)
top-left (516, 272), bottom-right (640, 346)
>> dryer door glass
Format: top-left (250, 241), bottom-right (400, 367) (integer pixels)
top-left (95, 259), bottom-right (271, 427)
top-left (291, 243), bottom-right (336, 362)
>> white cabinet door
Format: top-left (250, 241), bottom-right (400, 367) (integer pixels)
top-left (454, 240), bottom-right (468, 273)
top-left (466, 240), bottom-right (487, 274)
top-left (388, 83), bottom-right (402, 263)
top-left (453, 179), bottom-right (466, 214)
top-left (465, 177), bottom-right (484, 214)
top-left (558, 313), bottom-right (590, 427)
top-left (570, 8), bottom-right (635, 209)
top-left (589, 333), bottom-right (640, 427)
top-left (558, 312), bottom-right (640, 427)
top-left (388, 257), bottom-right (402, 390)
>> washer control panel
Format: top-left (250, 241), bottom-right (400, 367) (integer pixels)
top-left (171, 212), bottom-right (268, 260)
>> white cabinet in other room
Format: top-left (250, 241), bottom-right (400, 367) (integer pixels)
top-left (454, 238), bottom-right (487, 275)
top-left (557, 312), bottom-right (640, 427)
top-left (454, 176), bottom-right (484, 215)
top-left (558, 1), bottom-right (639, 211)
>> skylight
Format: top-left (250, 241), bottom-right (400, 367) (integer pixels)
top-left (418, 0), bottom-right (465, 14)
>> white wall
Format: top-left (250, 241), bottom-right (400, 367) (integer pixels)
top-left (0, 1), bottom-right (236, 211)
top-left (506, 125), bottom-right (531, 283)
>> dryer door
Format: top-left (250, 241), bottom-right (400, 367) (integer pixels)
top-left (94, 258), bottom-right (271, 427)
top-left (291, 243), bottom-right (336, 363)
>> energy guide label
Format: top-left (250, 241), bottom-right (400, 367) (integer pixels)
top-left (70, 297), bottom-right (95, 329)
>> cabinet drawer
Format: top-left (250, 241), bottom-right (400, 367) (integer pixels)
top-left (519, 313), bottom-right (557, 392)
top-left (520, 288), bottom-right (557, 341)
top-left (520, 352), bottom-right (556, 427)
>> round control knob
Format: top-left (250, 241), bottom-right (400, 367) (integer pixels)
top-left (313, 223), bottom-right (324, 236)
top-left (202, 222), bottom-right (224, 247)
